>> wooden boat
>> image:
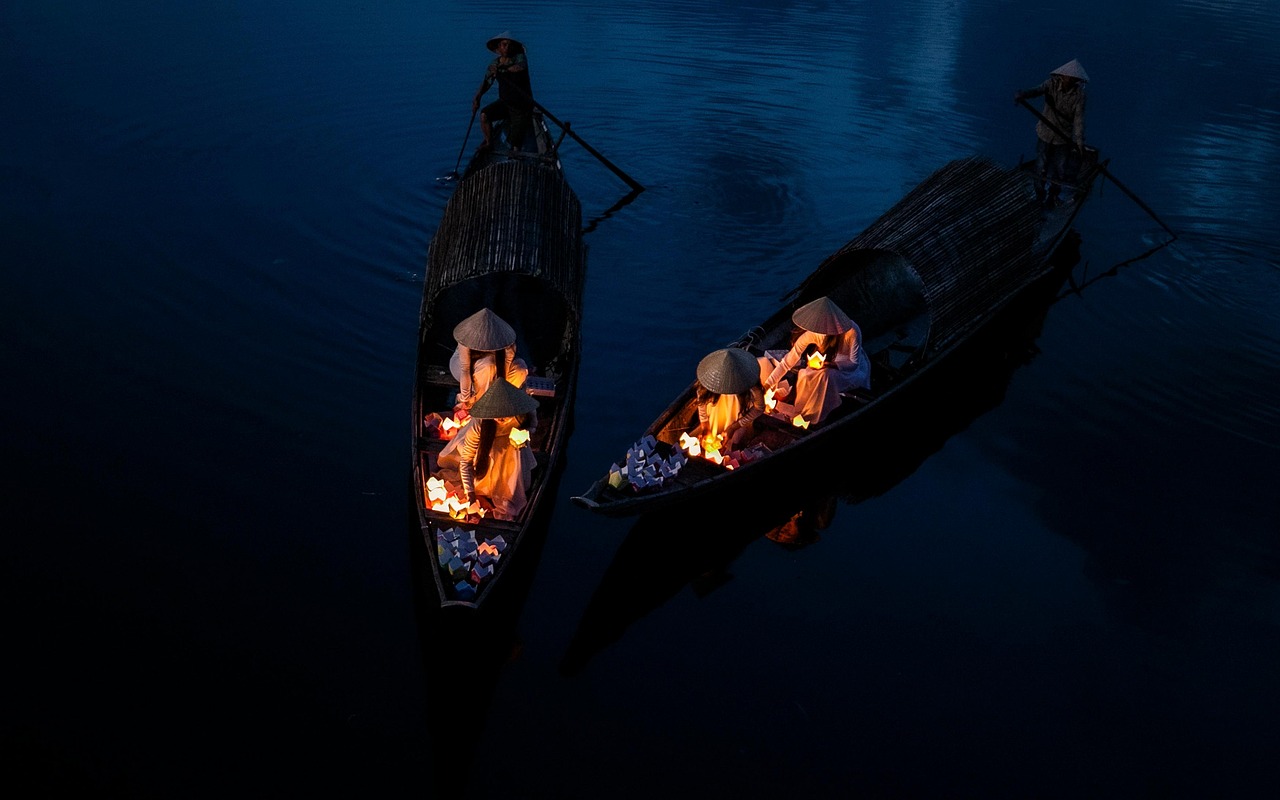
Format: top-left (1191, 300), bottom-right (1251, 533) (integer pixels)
top-left (560, 245), bottom-right (1083, 673)
top-left (413, 112), bottom-right (585, 608)
top-left (572, 151), bottom-right (1103, 517)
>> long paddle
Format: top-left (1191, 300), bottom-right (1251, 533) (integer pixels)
top-left (531, 102), bottom-right (645, 193)
top-left (440, 107), bottom-right (478, 182)
top-left (499, 82), bottom-right (644, 193)
top-left (1017, 98), bottom-right (1177, 242)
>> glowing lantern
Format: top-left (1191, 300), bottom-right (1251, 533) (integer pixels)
top-left (764, 388), bottom-right (777, 413)
top-left (426, 476), bottom-right (450, 504)
top-left (806, 351), bottom-right (827, 370)
top-left (703, 431), bottom-right (724, 453)
top-left (508, 427), bottom-right (530, 448)
top-left (438, 414), bottom-right (464, 440)
top-left (678, 431), bottom-right (701, 457)
top-left (426, 475), bottom-right (486, 519)
top-left (791, 414), bottom-right (809, 429)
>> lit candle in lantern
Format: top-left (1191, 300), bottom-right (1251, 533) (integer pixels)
top-left (703, 431), bottom-right (724, 454)
top-left (508, 427), bottom-right (530, 448)
top-left (806, 351), bottom-right (827, 370)
top-left (791, 414), bottom-right (809, 429)
top-left (764, 388), bottom-right (777, 413)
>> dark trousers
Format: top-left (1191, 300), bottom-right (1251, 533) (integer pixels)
top-left (1035, 138), bottom-right (1078, 204)
top-left (482, 100), bottom-right (531, 150)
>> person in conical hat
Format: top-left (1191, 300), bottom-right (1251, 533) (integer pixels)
top-left (449, 307), bottom-right (530, 412)
top-left (791, 295), bottom-right (855, 335)
top-left (468, 375), bottom-right (539, 419)
top-left (437, 378), bottom-right (539, 520)
top-left (472, 31), bottom-right (535, 152)
top-left (1015, 58), bottom-right (1089, 207)
top-left (1050, 59), bottom-right (1089, 82)
top-left (691, 348), bottom-right (765, 452)
top-left (759, 295), bottom-right (870, 425)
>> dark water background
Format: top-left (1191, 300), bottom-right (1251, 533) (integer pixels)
top-left (5, 1), bottom-right (1280, 797)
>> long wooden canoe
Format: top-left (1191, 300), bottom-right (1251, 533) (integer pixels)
top-left (413, 115), bottom-right (585, 608)
top-left (572, 150), bottom-right (1103, 516)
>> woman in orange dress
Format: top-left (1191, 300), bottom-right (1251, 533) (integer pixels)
top-left (759, 296), bottom-right (869, 425)
top-left (690, 347), bottom-right (764, 452)
top-left (449, 307), bottom-right (530, 412)
top-left (438, 378), bottom-right (540, 521)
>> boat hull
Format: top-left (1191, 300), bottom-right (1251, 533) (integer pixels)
top-left (574, 154), bottom-right (1102, 517)
top-left (414, 121), bottom-right (585, 608)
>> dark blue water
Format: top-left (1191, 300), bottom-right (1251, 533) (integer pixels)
top-left (5, 1), bottom-right (1280, 797)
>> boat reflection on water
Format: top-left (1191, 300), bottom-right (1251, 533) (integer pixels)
top-left (560, 232), bottom-right (1085, 676)
top-left (408, 460), bottom-right (565, 795)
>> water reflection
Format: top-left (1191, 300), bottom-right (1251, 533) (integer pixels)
top-left (583, 186), bottom-right (647, 235)
top-left (409, 463), bottom-right (566, 794)
top-left (562, 235), bottom-right (1085, 675)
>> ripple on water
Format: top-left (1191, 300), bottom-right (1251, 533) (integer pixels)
top-left (1056, 227), bottom-right (1280, 453)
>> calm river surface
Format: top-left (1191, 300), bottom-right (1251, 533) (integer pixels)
top-left (5, 0), bottom-right (1279, 797)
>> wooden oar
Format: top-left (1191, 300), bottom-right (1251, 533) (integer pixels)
top-left (533, 103), bottom-right (645, 193)
top-left (500, 83), bottom-right (644, 192)
top-left (1017, 98), bottom-right (1177, 242)
top-left (440, 108), bottom-right (478, 182)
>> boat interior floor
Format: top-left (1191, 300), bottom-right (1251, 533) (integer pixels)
top-left (865, 309), bottom-right (929, 374)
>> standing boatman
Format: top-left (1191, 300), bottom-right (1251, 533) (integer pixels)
top-left (472, 32), bottom-right (535, 152)
top-left (1015, 58), bottom-right (1089, 208)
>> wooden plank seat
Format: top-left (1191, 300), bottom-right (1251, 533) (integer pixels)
top-left (421, 364), bottom-right (458, 387)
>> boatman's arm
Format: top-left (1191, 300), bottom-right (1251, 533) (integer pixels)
top-left (473, 76), bottom-right (492, 112)
top-left (1014, 79), bottom-right (1049, 104)
top-left (473, 60), bottom-right (498, 111)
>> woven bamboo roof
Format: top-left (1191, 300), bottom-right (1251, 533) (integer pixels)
top-left (800, 157), bottom-right (1043, 354)
top-left (421, 160), bottom-right (584, 329)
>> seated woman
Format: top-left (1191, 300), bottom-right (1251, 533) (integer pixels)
top-left (690, 347), bottom-right (765, 452)
top-left (450, 307), bottom-right (530, 412)
top-left (759, 296), bottom-right (869, 425)
top-left (437, 378), bottom-right (540, 521)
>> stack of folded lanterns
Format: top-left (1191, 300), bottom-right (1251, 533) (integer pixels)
top-left (607, 435), bottom-right (688, 491)
top-left (436, 526), bottom-right (507, 601)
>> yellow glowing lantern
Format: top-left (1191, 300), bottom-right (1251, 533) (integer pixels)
top-left (425, 474), bottom-right (487, 519)
top-left (764, 388), bottom-right (777, 413)
top-left (703, 431), bottom-right (724, 453)
top-left (806, 351), bottom-right (827, 370)
top-left (791, 414), bottom-right (809, 429)
top-left (508, 427), bottom-right (530, 448)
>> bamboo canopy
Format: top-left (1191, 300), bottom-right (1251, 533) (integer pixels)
top-left (421, 159), bottom-right (584, 332)
top-left (795, 157), bottom-right (1046, 356)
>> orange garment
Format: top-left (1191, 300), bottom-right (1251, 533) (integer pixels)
top-left (440, 416), bottom-right (535, 520)
top-left (762, 326), bottom-right (869, 424)
top-left (450, 344), bottom-right (529, 407)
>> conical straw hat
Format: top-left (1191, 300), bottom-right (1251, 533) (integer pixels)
top-left (454, 308), bottom-right (516, 351)
top-left (791, 296), bottom-right (854, 335)
top-left (469, 378), bottom-right (539, 419)
top-left (696, 347), bottom-right (759, 394)
top-left (1051, 59), bottom-right (1089, 82)
top-left (486, 31), bottom-right (525, 53)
